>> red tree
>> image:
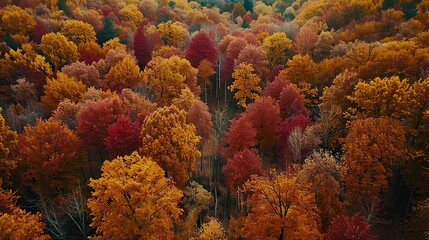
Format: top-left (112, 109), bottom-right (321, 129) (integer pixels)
top-left (243, 97), bottom-right (281, 152)
top-left (222, 148), bottom-right (263, 191)
top-left (77, 97), bottom-right (123, 151)
top-left (267, 65), bottom-right (284, 82)
top-left (185, 30), bottom-right (217, 68)
top-left (104, 116), bottom-right (141, 159)
top-left (263, 74), bottom-right (290, 100)
top-left (324, 213), bottom-right (377, 240)
top-left (186, 100), bottom-right (213, 139)
top-left (279, 84), bottom-right (309, 119)
top-left (30, 22), bottom-right (48, 44)
top-left (134, 26), bottom-right (152, 68)
top-left (223, 115), bottom-right (257, 158)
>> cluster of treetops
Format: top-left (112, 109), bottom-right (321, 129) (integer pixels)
top-left (0, 0), bottom-right (428, 239)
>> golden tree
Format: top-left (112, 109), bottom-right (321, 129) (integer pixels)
top-left (342, 118), bottom-right (407, 205)
top-left (262, 32), bottom-right (293, 67)
top-left (0, 110), bottom-right (18, 183)
top-left (197, 218), bottom-right (227, 240)
top-left (157, 20), bottom-right (187, 46)
top-left (87, 152), bottom-right (183, 240)
top-left (0, 180), bottom-right (50, 240)
top-left (0, 5), bottom-right (35, 35)
top-left (282, 54), bottom-right (318, 86)
top-left (229, 63), bottom-right (262, 108)
top-left (243, 169), bottom-right (321, 239)
top-left (60, 20), bottom-right (97, 46)
top-left (119, 5), bottom-right (143, 30)
top-left (139, 105), bottom-right (201, 188)
top-left (349, 76), bottom-right (410, 119)
top-left (144, 56), bottom-right (199, 105)
top-left (41, 72), bottom-right (87, 113)
top-left (105, 56), bottom-right (145, 91)
top-left (40, 32), bottom-right (79, 70)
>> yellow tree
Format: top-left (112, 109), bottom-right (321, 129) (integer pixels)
top-left (105, 56), bottom-right (145, 91)
top-left (144, 56), bottom-right (199, 105)
top-left (197, 218), bottom-right (227, 240)
top-left (40, 32), bottom-right (79, 70)
top-left (139, 105), bottom-right (201, 188)
top-left (87, 152), bottom-right (183, 240)
top-left (157, 20), bottom-right (187, 46)
top-left (262, 32), bottom-right (293, 68)
top-left (229, 63), bottom-right (262, 108)
top-left (243, 169), bottom-right (321, 239)
top-left (41, 72), bottom-right (87, 113)
top-left (0, 180), bottom-right (50, 240)
top-left (119, 5), bottom-right (143, 30)
top-left (282, 54), bottom-right (318, 86)
top-left (0, 5), bottom-right (35, 35)
top-left (0, 110), bottom-right (18, 183)
top-left (348, 76), bottom-right (410, 119)
top-left (60, 20), bottom-right (97, 46)
top-left (342, 118), bottom-right (407, 205)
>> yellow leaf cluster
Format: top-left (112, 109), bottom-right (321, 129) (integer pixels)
top-left (158, 20), bottom-right (187, 46)
top-left (262, 32), bottom-right (292, 67)
top-left (105, 56), bottom-right (145, 91)
top-left (61, 20), bottom-right (97, 46)
top-left (144, 56), bottom-right (198, 105)
top-left (119, 5), bottom-right (143, 30)
top-left (0, 111), bottom-right (18, 183)
top-left (7, 43), bottom-right (53, 76)
top-left (229, 63), bottom-right (261, 108)
top-left (0, 185), bottom-right (49, 240)
top-left (139, 105), bottom-right (201, 188)
top-left (40, 32), bottom-right (79, 70)
top-left (197, 218), bottom-right (227, 240)
top-left (242, 169), bottom-right (321, 239)
top-left (0, 5), bottom-right (35, 35)
top-left (41, 72), bottom-right (87, 113)
top-left (282, 54), bottom-right (318, 86)
top-left (87, 152), bottom-right (183, 240)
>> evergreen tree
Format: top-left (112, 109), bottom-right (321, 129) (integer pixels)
top-left (96, 17), bottom-right (119, 45)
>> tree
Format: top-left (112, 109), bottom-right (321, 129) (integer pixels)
top-left (243, 169), bottom-right (321, 239)
top-left (105, 56), bottom-right (145, 92)
top-left (62, 61), bottom-right (102, 88)
top-left (197, 218), bottom-right (227, 240)
top-left (186, 100), bottom-right (213, 139)
top-left (185, 30), bottom-right (217, 68)
top-left (223, 115), bottom-right (257, 158)
top-left (342, 118), bottom-right (407, 204)
top-left (40, 32), bottom-right (79, 70)
top-left (243, 0), bottom-right (254, 13)
top-left (96, 17), bottom-right (119, 45)
top-left (158, 20), bottom-right (187, 46)
top-left (262, 32), bottom-right (292, 68)
top-left (104, 116), bottom-right (141, 159)
top-left (197, 59), bottom-right (215, 102)
top-left (139, 105), bottom-right (201, 188)
top-left (325, 213), bottom-right (377, 240)
top-left (144, 56), bottom-right (199, 105)
top-left (119, 5), bottom-right (143, 30)
top-left (0, 5), bottom-right (35, 35)
top-left (0, 110), bottom-right (18, 183)
top-left (0, 181), bottom-right (50, 240)
top-left (77, 96), bottom-right (123, 151)
top-left (282, 54), bottom-right (318, 86)
top-left (278, 84), bottom-right (309, 119)
top-left (407, 198), bottom-right (429, 240)
top-left (87, 152), bottom-right (183, 240)
top-left (134, 26), bottom-right (152, 68)
top-left (349, 76), bottom-right (409, 119)
top-left (235, 45), bottom-right (269, 80)
top-left (243, 97), bottom-right (281, 152)
top-left (229, 63), bottom-right (262, 108)
top-left (41, 72), bottom-right (87, 113)
top-left (293, 25), bottom-right (318, 55)
top-left (301, 150), bottom-right (343, 231)
top-left (78, 41), bottom-right (105, 64)
top-left (61, 20), bottom-right (97, 46)
top-left (223, 148), bottom-right (263, 191)
top-left (18, 119), bottom-right (85, 199)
